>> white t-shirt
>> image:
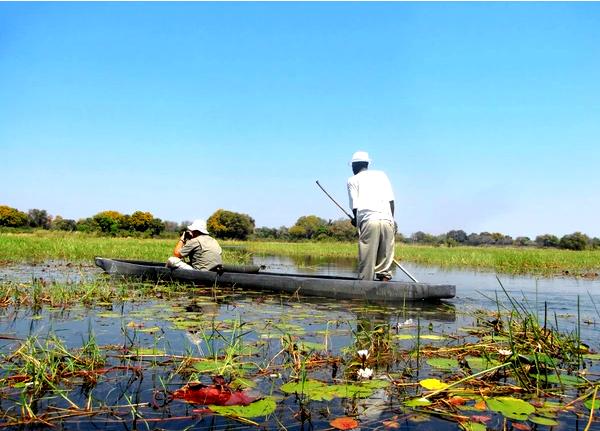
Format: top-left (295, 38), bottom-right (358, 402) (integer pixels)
top-left (347, 170), bottom-right (395, 225)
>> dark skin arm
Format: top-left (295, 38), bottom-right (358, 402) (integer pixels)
top-left (173, 230), bottom-right (199, 258)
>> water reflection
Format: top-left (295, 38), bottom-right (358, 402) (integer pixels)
top-left (253, 254), bottom-right (600, 334)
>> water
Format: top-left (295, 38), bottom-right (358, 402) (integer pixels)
top-left (1, 257), bottom-right (599, 430)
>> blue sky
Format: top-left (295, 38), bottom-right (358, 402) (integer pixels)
top-left (1, 2), bottom-right (599, 237)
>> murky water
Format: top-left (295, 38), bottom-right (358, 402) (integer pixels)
top-left (1, 257), bottom-right (599, 430)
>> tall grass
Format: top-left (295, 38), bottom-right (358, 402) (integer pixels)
top-left (1, 231), bottom-right (599, 276)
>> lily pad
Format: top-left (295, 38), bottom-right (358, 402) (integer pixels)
top-left (465, 356), bottom-right (501, 372)
top-left (419, 378), bottom-right (448, 391)
top-left (584, 398), bottom-right (600, 410)
top-left (280, 379), bottom-right (388, 401)
top-left (420, 334), bottom-right (447, 341)
top-left (460, 421), bottom-right (487, 431)
top-left (209, 397), bottom-right (276, 418)
top-left (394, 334), bottom-right (415, 340)
top-left (532, 373), bottom-right (585, 387)
top-left (404, 397), bottom-right (432, 407)
top-left (131, 347), bottom-right (166, 356)
top-left (427, 358), bottom-right (459, 371)
top-left (485, 396), bottom-right (535, 421)
top-left (529, 415), bottom-right (559, 426)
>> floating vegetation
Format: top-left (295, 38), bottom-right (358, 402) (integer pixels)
top-left (0, 276), bottom-right (599, 430)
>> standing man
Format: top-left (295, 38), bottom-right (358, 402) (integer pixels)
top-left (167, 219), bottom-right (223, 271)
top-left (347, 151), bottom-right (396, 281)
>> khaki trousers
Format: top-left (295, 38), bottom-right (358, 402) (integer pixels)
top-left (358, 219), bottom-right (395, 281)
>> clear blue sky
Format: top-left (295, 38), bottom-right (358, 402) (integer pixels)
top-left (1, 2), bottom-right (599, 237)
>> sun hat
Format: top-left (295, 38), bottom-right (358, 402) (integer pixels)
top-left (187, 219), bottom-right (209, 234)
top-left (351, 151), bottom-right (371, 163)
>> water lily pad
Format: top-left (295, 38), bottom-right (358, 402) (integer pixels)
top-left (280, 379), bottom-right (388, 401)
top-left (532, 373), bottom-right (585, 387)
top-left (138, 326), bottom-right (162, 333)
top-left (482, 335), bottom-right (510, 342)
top-left (427, 358), bottom-right (459, 371)
top-left (419, 378), bottom-right (448, 391)
top-left (485, 396), bottom-right (535, 421)
top-left (420, 334), bottom-right (447, 341)
top-left (584, 398), bottom-right (600, 410)
top-left (404, 397), bottom-right (432, 407)
top-left (297, 340), bottom-right (327, 352)
top-left (394, 334), bottom-right (415, 340)
top-left (97, 312), bottom-right (121, 319)
top-left (209, 397), bottom-right (276, 418)
top-left (460, 421), bottom-right (487, 431)
top-left (132, 347), bottom-right (166, 356)
top-left (583, 353), bottom-right (600, 360)
top-left (529, 415), bottom-right (559, 426)
top-left (466, 356), bottom-right (501, 372)
top-left (330, 417), bottom-right (359, 430)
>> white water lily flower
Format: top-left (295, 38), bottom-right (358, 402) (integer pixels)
top-left (498, 349), bottom-right (513, 356)
top-left (357, 367), bottom-right (373, 379)
top-left (357, 349), bottom-right (370, 361)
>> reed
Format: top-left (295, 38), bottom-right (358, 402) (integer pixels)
top-left (1, 231), bottom-right (599, 276)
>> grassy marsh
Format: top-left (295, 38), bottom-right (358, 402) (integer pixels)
top-left (1, 230), bottom-right (599, 276)
top-left (1, 278), bottom-right (599, 429)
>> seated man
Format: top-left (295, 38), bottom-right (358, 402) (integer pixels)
top-left (166, 219), bottom-right (222, 271)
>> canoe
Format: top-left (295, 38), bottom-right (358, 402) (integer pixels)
top-left (95, 257), bottom-right (456, 303)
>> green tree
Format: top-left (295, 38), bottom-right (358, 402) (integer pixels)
top-left (76, 217), bottom-right (96, 233)
top-left (92, 210), bottom-right (124, 235)
top-left (51, 215), bottom-right (77, 231)
top-left (446, 229), bottom-right (467, 244)
top-left (207, 209), bottom-right (255, 240)
top-left (327, 219), bottom-right (357, 241)
top-left (559, 232), bottom-right (589, 251)
top-left (27, 209), bottom-right (52, 229)
top-left (128, 211), bottom-right (155, 232)
top-left (0, 205), bottom-right (28, 227)
top-left (514, 236), bottom-right (532, 246)
top-left (534, 234), bottom-right (560, 248)
top-left (289, 215), bottom-right (328, 240)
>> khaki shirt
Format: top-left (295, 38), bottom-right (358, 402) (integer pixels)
top-left (179, 235), bottom-right (223, 270)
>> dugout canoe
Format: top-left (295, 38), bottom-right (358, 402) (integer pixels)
top-left (94, 257), bottom-right (455, 303)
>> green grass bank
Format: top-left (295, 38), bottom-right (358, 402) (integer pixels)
top-left (1, 230), bottom-right (599, 277)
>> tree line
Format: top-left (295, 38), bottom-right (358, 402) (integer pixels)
top-left (1, 204), bottom-right (598, 250)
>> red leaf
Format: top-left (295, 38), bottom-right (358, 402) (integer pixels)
top-left (471, 415), bottom-right (492, 423)
top-left (173, 383), bottom-right (256, 406)
top-left (448, 396), bottom-right (467, 406)
top-left (512, 423), bottom-right (531, 431)
top-left (330, 417), bottom-right (359, 430)
top-left (382, 420), bottom-right (400, 428)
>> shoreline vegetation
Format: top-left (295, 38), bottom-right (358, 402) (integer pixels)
top-left (0, 231), bottom-right (598, 278)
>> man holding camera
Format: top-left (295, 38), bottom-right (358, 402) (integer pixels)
top-left (166, 219), bottom-right (222, 271)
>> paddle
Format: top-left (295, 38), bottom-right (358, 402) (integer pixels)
top-left (315, 180), bottom-right (419, 283)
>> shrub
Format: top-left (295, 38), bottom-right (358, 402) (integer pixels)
top-left (92, 210), bottom-right (124, 235)
top-left (559, 232), bottom-right (589, 251)
top-left (327, 219), bottom-right (357, 241)
top-left (289, 215), bottom-right (328, 240)
top-left (535, 234), bottom-right (560, 248)
top-left (514, 236), bottom-right (532, 247)
top-left (128, 211), bottom-right (155, 232)
top-left (51, 216), bottom-right (77, 231)
top-left (207, 209), bottom-right (255, 240)
top-left (28, 208), bottom-right (52, 229)
top-left (0, 205), bottom-right (28, 227)
top-left (446, 229), bottom-right (467, 244)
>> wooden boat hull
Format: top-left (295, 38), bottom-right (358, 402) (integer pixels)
top-left (95, 257), bottom-right (455, 303)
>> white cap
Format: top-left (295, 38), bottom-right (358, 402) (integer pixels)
top-left (187, 219), bottom-right (209, 234)
top-left (351, 151), bottom-right (371, 163)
